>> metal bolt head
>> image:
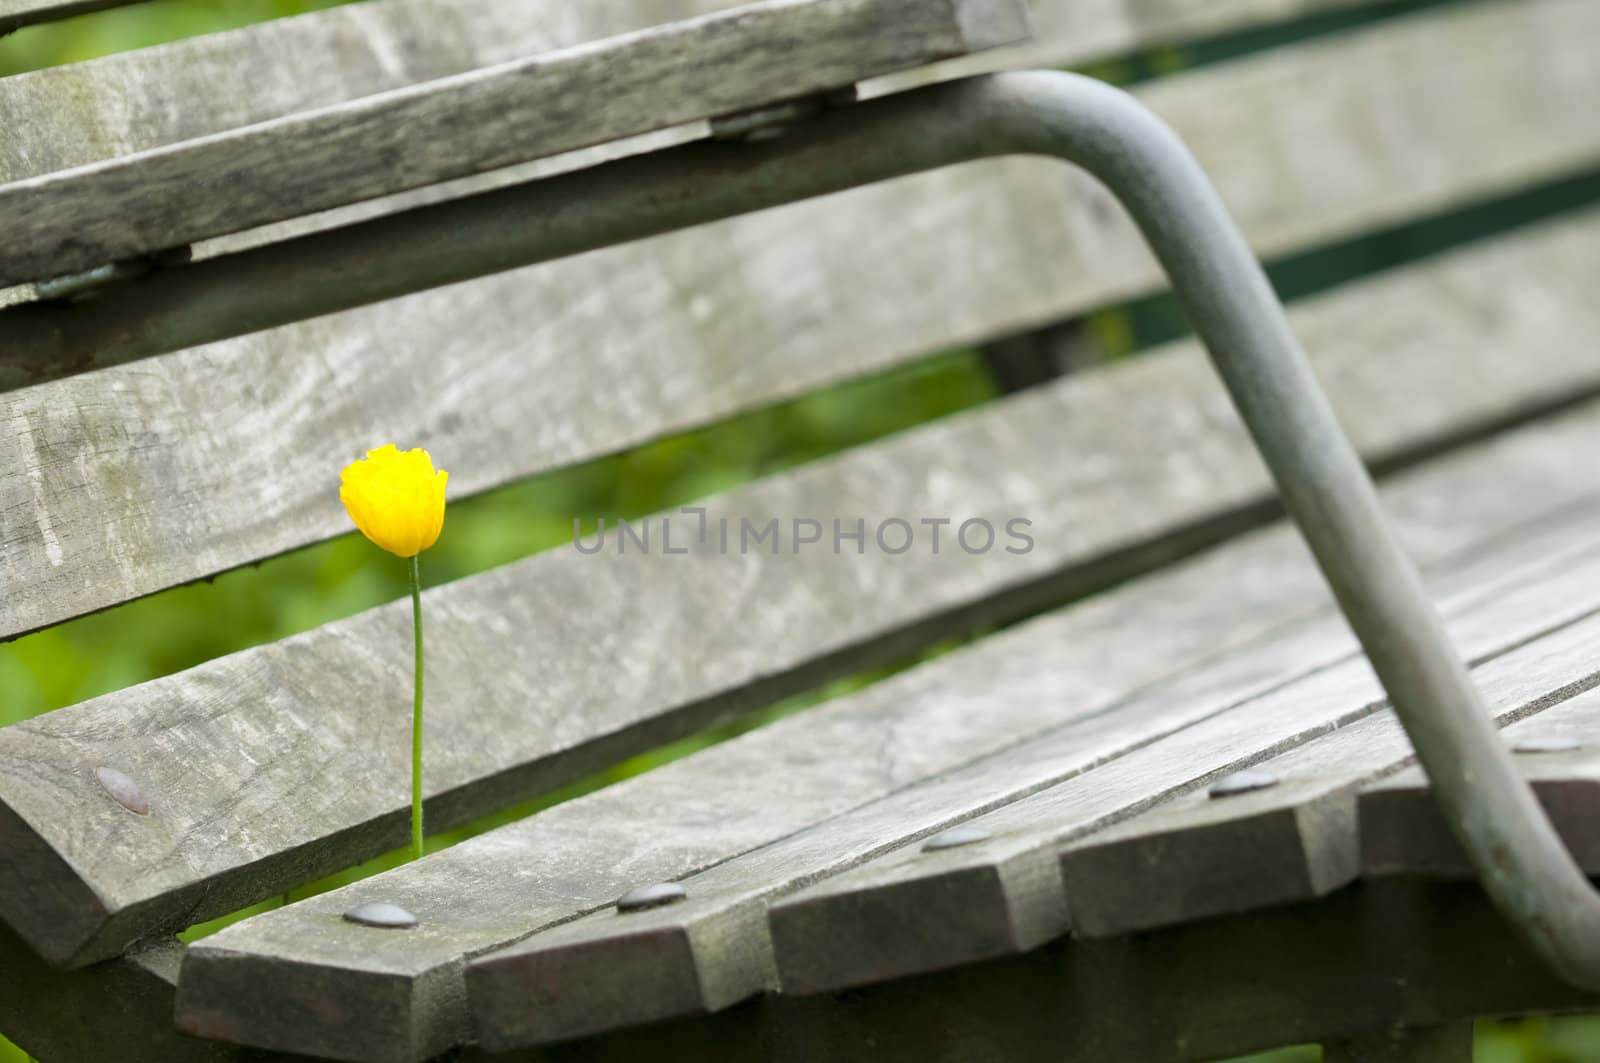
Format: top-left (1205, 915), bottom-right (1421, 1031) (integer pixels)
top-left (1513, 735), bottom-right (1582, 754)
top-left (95, 766), bottom-right (150, 815)
top-left (617, 882), bottom-right (687, 913)
top-left (922, 826), bottom-right (992, 852)
top-left (342, 902), bottom-right (418, 929)
top-left (1208, 769), bottom-right (1279, 798)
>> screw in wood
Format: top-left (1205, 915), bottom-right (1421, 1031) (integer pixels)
top-left (922, 826), bottom-right (993, 852)
top-left (1208, 769), bottom-right (1279, 798)
top-left (342, 902), bottom-right (418, 929)
top-left (617, 882), bottom-right (688, 913)
top-left (94, 766), bottom-right (150, 815)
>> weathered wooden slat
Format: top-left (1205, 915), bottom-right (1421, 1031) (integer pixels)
top-left (2, 203), bottom-right (1596, 975)
top-left (1, 12), bottom-right (1597, 640)
top-left (0, 917), bottom-right (336, 1063)
top-left (0, 0), bottom-right (1029, 286)
top-left (753, 883), bottom-right (1600, 1063)
top-left (445, 887), bottom-right (1600, 1062)
top-left (0, 0), bottom-right (1391, 183)
top-left (468, 514), bottom-right (1600, 1048)
top-left (1052, 628), bottom-right (1600, 941)
top-left (0, 923), bottom-right (238, 1063)
top-left (176, 428), bottom-right (1600, 1060)
top-left (7, 0), bottom-right (1598, 383)
top-left (2, 2), bottom-right (1594, 632)
top-left (749, 539), bottom-right (1600, 996)
top-left (1360, 688), bottom-right (1600, 878)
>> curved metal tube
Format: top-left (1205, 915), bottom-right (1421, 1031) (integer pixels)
top-left (3, 69), bottom-right (1595, 985)
top-left (983, 71), bottom-right (1600, 987)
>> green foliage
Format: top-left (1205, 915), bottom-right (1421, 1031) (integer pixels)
top-left (0, 0), bottom-right (351, 76)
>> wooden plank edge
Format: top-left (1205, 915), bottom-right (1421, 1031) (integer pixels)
top-left (0, 923), bottom-right (234, 1063)
top-left (461, 510), bottom-right (1600, 1041)
top-left (759, 529), bottom-right (1600, 995)
top-left (451, 882), bottom-right (1600, 1063)
top-left (1361, 687), bottom-right (1600, 878)
top-left (1, 0), bottom-right (1384, 181)
top-left (0, 0), bottom-right (1030, 285)
top-left (1056, 615), bottom-right (1600, 939)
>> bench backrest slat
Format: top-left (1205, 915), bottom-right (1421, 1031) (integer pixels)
top-left (0, 0), bottom-right (1031, 286)
top-left (0, 0), bottom-right (1390, 183)
top-left (4, 204), bottom-right (1596, 970)
top-left (0, 0), bottom-right (1591, 641)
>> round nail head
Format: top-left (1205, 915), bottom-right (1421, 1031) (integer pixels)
top-left (617, 882), bottom-right (687, 913)
top-left (342, 902), bottom-right (418, 929)
top-left (95, 766), bottom-right (150, 815)
top-left (1209, 769), bottom-right (1279, 798)
top-left (923, 826), bottom-right (992, 852)
top-left (1514, 735), bottom-right (1582, 754)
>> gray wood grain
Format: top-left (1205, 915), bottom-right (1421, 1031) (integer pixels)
top-left (470, 513), bottom-right (1600, 1046)
top-left (1054, 617), bottom-right (1600, 941)
top-left (447, 892), bottom-right (1596, 1062)
top-left (761, 538), bottom-right (1600, 995)
top-left (5, 0), bottom-right (1595, 381)
top-left (174, 420), bottom-right (1600, 1059)
top-left (1, 1), bottom-right (1593, 634)
top-left (752, 883), bottom-right (1598, 1063)
top-left (0, 925), bottom-right (234, 1063)
top-left (0, 0), bottom-right (1029, 286)
top-left (0, 918), bottom-right (328, 1063)
top-left (0, 0), bottom-right (1387, 184)
top-left (2, 68), bottom-right (1598, 647)
top-left (3, 204), bottom-right (1597, 973)
top-left (1360, 688), bottom-right (1600, 878)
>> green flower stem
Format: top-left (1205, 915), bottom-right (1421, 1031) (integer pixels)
top-left (410, 554), bottom-right (425, 862)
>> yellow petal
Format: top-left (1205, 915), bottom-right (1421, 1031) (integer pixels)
top-left (339, 444), bottom-right (449, 557)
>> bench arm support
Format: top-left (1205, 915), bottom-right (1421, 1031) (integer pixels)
top-left (979, 71), bottom-right (1600, 988)
top-left (5, 68), bottom-right (1595, 987)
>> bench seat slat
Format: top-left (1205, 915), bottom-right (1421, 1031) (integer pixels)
top-left (1052, 613), bottom-right (1600, 940)
top-left (0, 202), bottom-right (1595, 973)
top-left (178, 410), bottom-right (1600, 1062)
top-left (0, 0), bottom-right (1030, 286)
top-left (466, 504), bottom-right (1600, 1047)
top-left (764, 884), bottom-right (1596, 1063)
top-left (1, 0), bottom-right (1596, 637)
top-left (764, 538), bottom-right (1600, 995)
top-left (1361, 693), bottom-right (1600, 878)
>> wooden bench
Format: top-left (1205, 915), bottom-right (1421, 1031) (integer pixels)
top-left (2, 0), bottom-right (1599, 1059)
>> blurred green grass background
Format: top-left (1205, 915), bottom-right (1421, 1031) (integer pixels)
top-left (3, 2), bottom-right (1600, 1061)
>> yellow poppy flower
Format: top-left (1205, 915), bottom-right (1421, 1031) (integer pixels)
top-left (340, 444), bottom-right (449, 557)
